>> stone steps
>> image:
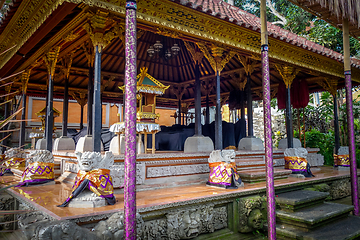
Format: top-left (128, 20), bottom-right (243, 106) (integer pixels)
top-left (276, 190), bottom-right (329, 212)
top-left (276, 215), bottom-right (360, 240)
top-left (238, 167), bottom-right (292, 183)
top-left (277, 202), bottom-right (353, 230)
top-left (275, 190), bottom-right (360, 240)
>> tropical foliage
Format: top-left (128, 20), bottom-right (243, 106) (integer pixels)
top-left (234, 0), bottom-right (360, 57)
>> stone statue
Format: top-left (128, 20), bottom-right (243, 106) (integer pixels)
top-left (17, 150), bottom-right (55, 186)
top-left (238, 196), bottom-right (266, 233)
top-left (58, 151), bottom-right (116, 208)
top-left (284, 147), bottom-right (314, 177)
top-left (206, 149), bottom-right (243, 189)
top-left (334, 146), bottom-right (350, 167)
top-left (0, 147), bottom-right (26, 176)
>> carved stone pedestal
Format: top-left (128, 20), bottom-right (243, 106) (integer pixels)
top-left (53, 136), bottom-right (75, 151)
top-left (184, 135), bottom-right (214, 153)
top-left (75, 135), bottom-right (103, 152)
top-left (109, 134), bottom-right (144, 154)
top-left (35, 138), bottom-right (54, 150)
top-left (278, 138), bottom-right (301, 149)
top-left (68, 190), bottom-right (107, 208)
top-left (238, 136), bottom-right (264, 151)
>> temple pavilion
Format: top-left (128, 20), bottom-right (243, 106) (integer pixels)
top-left (0, 0), bottom-right (360, 239)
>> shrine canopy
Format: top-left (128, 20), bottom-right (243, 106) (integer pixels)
top-left (288, 0), bottom-right (360, 39)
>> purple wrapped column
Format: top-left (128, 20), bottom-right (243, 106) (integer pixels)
top-left (124, 0), bottom-right (137, 239)
top-left (345, 72), bottom-right (359, 215)
top-left (262, 44), bottom-right (276, 239)
top-left (260, 0), bottom-right (276, 238)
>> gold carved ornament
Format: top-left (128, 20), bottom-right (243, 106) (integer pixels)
top-left (197, 43), bottom-right (235, 74)
top-left (275, 65), bottom-right (299, 88)
top-left (83, 11), bottom-right (118, 52)
top-left (317, 78), bottom-right (338, 97)
top-left (237, 55), bottom-right (257, 76)
top-left (20, 69), bottom-right (31, 94)
top-left (71, 92), bottom-right (88, 107)
top-left (43, 46), bottom-right (61, 79)
top-left (184, 41), bottom-right (203, 64)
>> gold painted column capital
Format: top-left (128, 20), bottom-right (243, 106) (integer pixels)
top-left (83, 11), bottom-right (117, 53)
top-left (4, 83), bottom-right (12, 101)
top-left (61, 52), bottom-right (75, 79)
top-left (20, 69), bottom-right (31, 94)
top-left (44, 46), bottom-right (60, 79)
top-left (318, 78), bottom-right (338, 97)
top-left (237, 55), bottom-right (257, 76)
top-left (275, 65), bottom-right (299, 88)
top-left (71, 92), bottom-right (88, 107)
top-left (197, 43), bottom-right (235, 74)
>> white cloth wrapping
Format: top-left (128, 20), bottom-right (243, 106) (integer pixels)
top-left (109, 122), bottom-right (161, 134)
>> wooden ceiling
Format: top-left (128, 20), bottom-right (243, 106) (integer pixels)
top-left (0, 1), bottom-right (355, 109)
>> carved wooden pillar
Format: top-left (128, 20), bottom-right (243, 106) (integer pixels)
top-left (84, 11), bottom-right (117, 152)
top-left (82, 42), bottom-right (94, 135)
top-left (173, 85), bottom-right (188, 125)
top-left (44, 46), bottom-right (60, 151)
top-left (61, 53), bottom-right (74, 137)
top-left (71, 92), bottom-right (87, 130)
top-left (276, 65), bottom-right (299, 148)
top-left (184, 41), bottom-right (204, 135)
top-left (319, 78), bottom-right (339, 153)
top-left (342, 18), bottom-right (359, 216)
top-left (202, 79), bottom-right (214, 125)
top-left (238, 56), bottom-right (257, 136)
top-left (19, 69), bottom-right (31, 147)
top-left (198, 43), bottom-right (235, 149)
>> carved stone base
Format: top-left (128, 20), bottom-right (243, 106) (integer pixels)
top-left (53, 136), bottom-right (75, 151)
top-left (68, 190), bottom-right (107, 208)
top-left (278, 138), bottom-right (302, 149)
top-left (184, 135), bottom-right (214, 153)
top-left (238, 136), bottom-right (264, 151)
top-left (109, 134), bottom-right (144, 154)
top-left (35, 138), bottom-right (54, 150)
top-left (75, 135), bottom-right (104, 153)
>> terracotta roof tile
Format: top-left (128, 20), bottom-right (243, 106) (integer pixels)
top-left (171, 0), bottom-right (356, 67)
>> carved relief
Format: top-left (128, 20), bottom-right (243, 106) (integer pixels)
top-left (93, 212), bottom-right (144, 240)
top-left (212, 206), bottom-right (228, 230)
top-left (166, 204), bottom-right (215, 239)
top-left (146, 164), bottom-right (208, 178)
top-left (109, 163), bottom-right (145, 188)
top-left (238, 196), bottom-right (266, 233)
top-left (142, 218), bottom-right (168, 240)
top-left (19, 220), bottom-right (99, 240)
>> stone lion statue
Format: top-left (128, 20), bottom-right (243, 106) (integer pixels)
top-left (26, 150), bottom-right (54, 164)
top-left (5, 147), bottom-right (25, 159)
top-left (76, 151), bottom-right (114, 171)
top-left (208, 149), bottom-right (236, 163)
top-left (284, 147), bottom-right (314, 177)
top-left (58, 151), bottom-right (116, 208)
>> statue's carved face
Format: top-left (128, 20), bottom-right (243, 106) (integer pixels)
top-left (222, 149), bottom-right (236, 163)
top-left (77, 152), bottom-right (101, 171)
top-left (247, 209), bottom-right (264, 230)
top-left (179, 209), bottom-right (201, 239)
top-left (27, 150), bottom-right (53, 164)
